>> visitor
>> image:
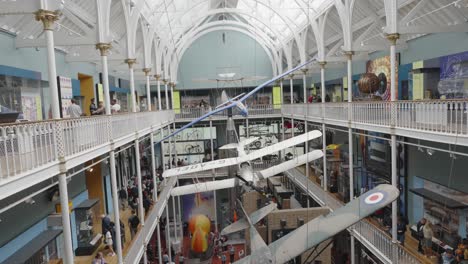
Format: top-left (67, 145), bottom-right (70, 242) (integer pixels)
top-left (170, 247), bottom-right (175, 262)
top-left (325, 94), bottom-right (331, 102)
top-left (221, 253), bottom-right (227, 264)
top-left (423, 221), bottom-right (434, 257)
top-left (101, 215), bottom-right (112, 236)
top-left (143, 193), bottom-right (152, 214)
top-left (90, 98), bottom-right (97, 114)
top-left (128, 210), bottom-right (140, 240)
top-left (67, 99), bottom-right (82, 118)
top-left (119, 188), bottom-right (128, 210)
top-left (456, 239), bottom-right (468, 262)
top-left (308, 95), bottom-right (314, 103)
top-left (416, 217), bottom-right (426, 253)
top-left (105, 229), bottom-right (116, 256)
top-left (92, 101), bottom-right (105, 115)
top-left (397, 217), bottom-right (407, 245)
top-left (111, 99), bottom-right (121, 114)
top-left (179, 254), bottom-right (184, 264)
top-left (442, 249), bottom-right (455, 264)
top-left (229, 245), bottom-right (235, 262)
top-left (162, 251), bottom-right (169, 264)
top-left (92, 252), bottom-right (107, 264)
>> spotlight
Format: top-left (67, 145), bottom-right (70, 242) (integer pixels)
top-left (417, 146), bottom-right (424, 153)
top-left (426, 149), bottom-right (435, 156)
top-left (87, 167), bottom-right (94, 172)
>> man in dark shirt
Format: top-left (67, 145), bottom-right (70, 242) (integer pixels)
top-left (89, 98), bottom-right (97, 115)
top-left (417, 218), bottom-right (427, 253)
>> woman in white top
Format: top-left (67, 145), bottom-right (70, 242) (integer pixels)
top-left (423, 221), bottom-right (434, 257)
top-left (105, 230), bottom-right (116, 257)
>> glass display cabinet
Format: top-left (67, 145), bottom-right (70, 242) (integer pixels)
top-left (74, 199), bottom-right (101, 256)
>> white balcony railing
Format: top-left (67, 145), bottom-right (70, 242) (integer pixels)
top-left (0, 110), bottom-right (174, 182)
top-left (283, 100), bottom-right (468, 137)
top-left (175, 104), bottom-right (281, 120)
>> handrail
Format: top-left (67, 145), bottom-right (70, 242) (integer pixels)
top-left (0, 110), bottom-right (175, 181)
top-left (283, 100), bottom-right (468, 137)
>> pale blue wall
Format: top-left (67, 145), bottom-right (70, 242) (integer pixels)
top-left (0, 190), bottom-right (88, 262)
top-left (0, 32), bottom-right (99, 82)
top-left (177, 30), bottom-right (273, 90)
top-left (317, 32), bottom-right (468, 82)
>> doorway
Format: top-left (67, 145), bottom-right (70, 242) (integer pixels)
top-left (78, 73), bottom-right (94, 116)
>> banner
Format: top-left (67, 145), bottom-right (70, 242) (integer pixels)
top-left (58, 76), bottom-right (73, 118)
top-left (172, 90), bottom-right (180, 114)
top-left (273, 86), bottom-right (281, 109)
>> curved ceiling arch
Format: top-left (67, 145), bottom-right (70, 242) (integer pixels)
top-left (170, 23), bottom-right (279, 80)
top-left (172, 27), bottom-right (276, 87)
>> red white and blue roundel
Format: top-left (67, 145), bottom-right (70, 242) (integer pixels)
top-left (364, 192), bottom-right (385, 205)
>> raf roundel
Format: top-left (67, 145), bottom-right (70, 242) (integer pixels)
top-left (364, 192), bottom-right (384, 205)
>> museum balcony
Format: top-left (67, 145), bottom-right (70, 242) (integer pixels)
top-left (0, 110), bottom-right (174, 200)
top-left (282, 100), bottom-right (468, 146)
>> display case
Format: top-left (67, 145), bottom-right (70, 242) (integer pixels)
top-left (74, 199), bottom-right (102, 256)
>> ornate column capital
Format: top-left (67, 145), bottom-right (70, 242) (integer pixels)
top-left (288, 74), bottom-right (295, 79)
top-left (386, 33), bottom-right (400, 45)
top-left (274, 79), bottom-right (281, 86)
top-left (162, 79), bottom-right (168, 85)
top-left (125, 58), bottom-right (137, 68)
top-left (169, 82), bottom-right (176, 88)
top-left (154, 74), bottom-right (161, 80)
top-left (301, 68), bottom-right (308, 74)
top-left (344, 51), bottom-right (354, 60)
top-left (143, 68), bottom-right (152, 76)
top-left (96, 43), bottom-right (112, 56)
top-left (35, 9), bottom-right (61, 30)
top-left (319, 61), bottom-right (327, 69)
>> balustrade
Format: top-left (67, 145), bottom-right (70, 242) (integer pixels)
top-left (0, 110), bottom-right (174, 180)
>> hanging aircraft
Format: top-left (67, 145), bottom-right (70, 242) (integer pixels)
top-left (164, 130), bottom-right (324, 196)
top-left (221, 184), bottom-right (399, 264)
top-left (156, 57), bottom-right (318, 144)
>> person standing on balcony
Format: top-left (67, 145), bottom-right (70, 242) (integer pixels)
top-left (128, 209), bottom-right (140, 240)
top-left (92, 101), bottom-right (105, 115)
top-left (417, 217), bottom-right (426, 253)
top-left (111, 99), bottom-right (121, 114)
top-left (397, 217), bottom-right (407, 246)
top-left (67, 99), bottom-right (82, 118)
top-left (90, 98), bottom-right (97, 115)
top-left (423, 221), bottom-right (434, 257)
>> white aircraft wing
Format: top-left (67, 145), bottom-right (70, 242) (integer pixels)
top-left (256, 150), bottom-right (323, 180)
top-left (170, 178), bottom-right (238, 196)
top-left (267, 184), bottom-right (399, 264)
top-left (162, 157), bottom-right (238, 178)
top-left (163, 131), bottom-right (321, 178)
top-left (242, 130), bottom-right (322, 162)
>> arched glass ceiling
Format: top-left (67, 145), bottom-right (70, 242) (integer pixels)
top-left (147, 0), bottom-right (332, 44)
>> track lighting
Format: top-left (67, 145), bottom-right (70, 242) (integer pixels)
top-left (87, 167), bottom-right (94, 172)
top-left (426, 149), bottom-right (435, 156)
top-left (25, 198), bottom-right (36, 205)
top-left (418, 146), bottom-right (424, 153)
